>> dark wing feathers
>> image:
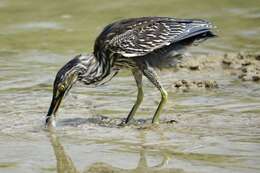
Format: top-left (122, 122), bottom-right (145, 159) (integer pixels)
top-left (94, 17), bottom-right (214, 58)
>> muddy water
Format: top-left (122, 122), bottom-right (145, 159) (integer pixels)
top-left (0, 0), bottom-right (260, 173)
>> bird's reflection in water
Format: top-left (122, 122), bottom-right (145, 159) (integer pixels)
top-left (47, 128), bottom-right (184, 173)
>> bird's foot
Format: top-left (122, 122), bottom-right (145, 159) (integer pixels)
top-left (118, 118), bottom-right (134, 127)
top-left (152, 120), bottom-right (160, 125)
top-left (118, 120), bottom-right (128, 127)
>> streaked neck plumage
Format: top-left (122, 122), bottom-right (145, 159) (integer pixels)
top-left (75, 54), bottom-right (112, 85)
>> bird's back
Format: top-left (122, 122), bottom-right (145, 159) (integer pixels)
top-left (94, 16), bottom-right (215, 68)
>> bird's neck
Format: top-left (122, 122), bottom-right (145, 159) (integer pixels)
top-left (77, 54), bottom-right (111, 85)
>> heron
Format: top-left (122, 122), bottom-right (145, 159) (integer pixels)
top-left (45, 16), bottom-right (216, 127)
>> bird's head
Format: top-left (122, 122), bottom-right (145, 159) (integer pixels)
top-left (45, 54), bottom-right (93, 126)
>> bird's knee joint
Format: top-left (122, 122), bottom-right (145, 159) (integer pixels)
top-left (161, 90), bottom-right (168, 100)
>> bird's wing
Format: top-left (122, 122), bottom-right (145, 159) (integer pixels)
top-left (107, 18), bottom-right (213, 57)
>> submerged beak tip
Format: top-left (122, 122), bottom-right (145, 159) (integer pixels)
top-left (45, 91), bottom-right (64, 128)
top-left (45, 115), bottom-right (56, 128)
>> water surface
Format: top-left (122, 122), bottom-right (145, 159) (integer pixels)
top-left (0, 0), bottom-right (260, 173)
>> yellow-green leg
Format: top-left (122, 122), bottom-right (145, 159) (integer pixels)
top-left (125, 70), bottom-right (144, 124)
top-left (152, 88), bottom-right (168, 124)
top-left (142, 64), bottom-right (168, 124)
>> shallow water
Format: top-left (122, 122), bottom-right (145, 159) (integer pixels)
top-left (0, 0), bottom-right (260, 173)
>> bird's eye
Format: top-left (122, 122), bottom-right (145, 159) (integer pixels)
top-left (59, 84), bottom-right (65, 91)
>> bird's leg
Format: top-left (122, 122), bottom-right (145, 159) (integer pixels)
top-left (125, 70), bottom-right (144, 124)
top-left (142, 64), bottom-right (168, 124)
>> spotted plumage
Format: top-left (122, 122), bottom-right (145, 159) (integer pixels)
top-left (46, 16), bottom-right (216, 127)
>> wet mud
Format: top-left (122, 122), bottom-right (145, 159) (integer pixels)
top-left (171, 52), bottom-right (260, 91)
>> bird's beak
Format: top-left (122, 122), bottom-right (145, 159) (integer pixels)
top-left (48, 93), bottom-right (64, 116)
top-left (45, 90), bottom-right (65, 127)
top-left (45, 70), bottom-right (78, 127)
